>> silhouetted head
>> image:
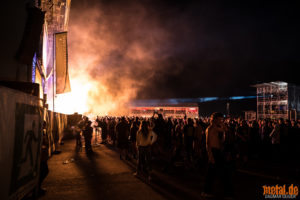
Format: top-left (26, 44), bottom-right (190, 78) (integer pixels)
top-left (210, 112), bottom-right (223, 126)
top-left (188, 118), bottom-right (193, 125)
top-left (139, 120), bottom-right (149, 137)
top-left (87, 120), bottom-right (92, 126)
top-left (158, 114), bottom-right (163, 120)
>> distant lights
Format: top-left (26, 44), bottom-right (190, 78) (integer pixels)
top-left (270, 81), bottom-right (288, 86)
top-left (130, 95), bottom-right (256, 106)
top-left (198, 97), bottom-right (218, 102)
top-left (229, 96), bottom-right (256, 100)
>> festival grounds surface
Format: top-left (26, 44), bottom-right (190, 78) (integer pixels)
top-left (37, 139), bottom-right (299, 200)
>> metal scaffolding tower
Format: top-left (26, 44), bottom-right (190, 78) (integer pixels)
top-left (253, 81), bottom-right (300, 120)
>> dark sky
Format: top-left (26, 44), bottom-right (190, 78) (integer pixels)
top-left (71, 0), bottom-right (300, 98)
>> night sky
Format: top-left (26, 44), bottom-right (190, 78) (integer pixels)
top-left (70, 0), bottom-right (299, 99)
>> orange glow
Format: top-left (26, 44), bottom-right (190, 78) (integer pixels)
top-left (53, 7), bottom-right (138, 116)
top-left (55, 78), bottom-right (92, 115)
top-left (54, 61), bottom-right (134, 115)
top-left (53, 3), bottom-right (177, 116)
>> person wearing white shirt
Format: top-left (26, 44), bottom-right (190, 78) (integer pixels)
top-left (202, 112), bottom-right (234, 199)
top-left (134, 120), bottom-right (157, 181)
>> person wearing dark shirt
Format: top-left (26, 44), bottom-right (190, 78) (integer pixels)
top-left (116, 117), bottom-right (130, 160)
top-left (129, 120), bottom-right (139, 159)
top-left (83, 120), bottom-right (93, 154)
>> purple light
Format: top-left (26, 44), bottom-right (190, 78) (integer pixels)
top-left (32, 53), bottom-right (37, 83)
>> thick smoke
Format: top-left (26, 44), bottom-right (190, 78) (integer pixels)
top-left (64, 0), bottom-right (298, 115)
top-left (66, 0), bottom-right (186, 115)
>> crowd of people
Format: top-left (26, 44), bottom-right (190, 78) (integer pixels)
top-left (74, 112), bottom-right (300, 199)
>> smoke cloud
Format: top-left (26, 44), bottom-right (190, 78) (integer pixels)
top-left (60, 0), bottom-right (298, 115)
top-left (64, 0), bottom-right (188, 115)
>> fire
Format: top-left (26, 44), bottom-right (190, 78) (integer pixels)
top-left (53, 51), bottom-right (136, 116)
top-left (54, 72), bottom-right (131, 116)
top-left (55, 78), bottom-right (92, 115)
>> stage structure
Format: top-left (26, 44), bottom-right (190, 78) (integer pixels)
top-left (253, 81), bottom-right (300, 120)
top-left (39, 0), bottom-right (71, 111)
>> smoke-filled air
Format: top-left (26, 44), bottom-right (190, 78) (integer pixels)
top-left (55, 0), bottom-right (188, 116)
